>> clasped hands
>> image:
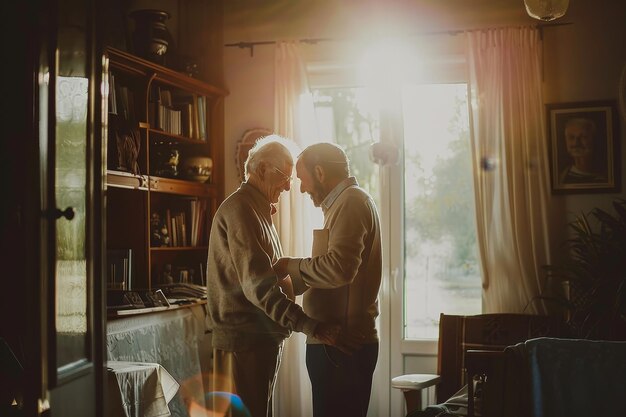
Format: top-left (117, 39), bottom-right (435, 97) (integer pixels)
top-left (273, 257), bottom-right (363, 354)
top-left (314, 322), bottom-right (365, 355)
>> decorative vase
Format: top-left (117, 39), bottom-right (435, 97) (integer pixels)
top-left (181, 156), bottom-right (213, 182)
top-left (129, 9), bottom-right (172, 65)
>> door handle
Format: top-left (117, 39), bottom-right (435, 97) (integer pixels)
top-left (51, 207), bottom-right (75, 221)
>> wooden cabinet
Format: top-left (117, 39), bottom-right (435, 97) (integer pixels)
top-left (104, 47), bottom-right (227, 290)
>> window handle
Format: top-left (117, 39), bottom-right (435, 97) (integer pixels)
top-left (391, 267), bottom-right (399, 293)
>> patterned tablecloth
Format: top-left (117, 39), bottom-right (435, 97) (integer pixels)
top-left (107, 305), bottom-right (208, 417)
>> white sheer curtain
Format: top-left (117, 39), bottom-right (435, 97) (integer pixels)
top-left (465, 27), bottom-right (552, 313)
top-left (273, 41), bottom-right (321, 417)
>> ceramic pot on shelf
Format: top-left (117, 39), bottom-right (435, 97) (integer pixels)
top-left (181, 156), bottom-right (213, 183)
top-left (129, 9), bottom-right (172, 65)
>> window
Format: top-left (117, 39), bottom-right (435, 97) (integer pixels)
top-left (401, 83), bottom-right (481, 339)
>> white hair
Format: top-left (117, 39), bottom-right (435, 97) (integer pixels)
top-left (244, 134), bottom-right (300, 180)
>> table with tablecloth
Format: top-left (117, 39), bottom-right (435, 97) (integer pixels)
top-left (107, 304), bottom-right (208, 417)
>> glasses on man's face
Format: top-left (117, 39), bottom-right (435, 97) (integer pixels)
top-left (272, 166), bottom-right (293, 184)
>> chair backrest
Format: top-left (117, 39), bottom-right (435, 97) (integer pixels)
top-left (436, 313), bottom-right (568, 403)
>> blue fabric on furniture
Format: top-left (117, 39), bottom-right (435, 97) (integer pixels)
top-left (505, 337), bottom-right (626, 417)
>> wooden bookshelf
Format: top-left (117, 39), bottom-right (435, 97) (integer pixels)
top-left (105, 47), bottom-right (227, 290)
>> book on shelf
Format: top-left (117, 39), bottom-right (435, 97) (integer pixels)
top-left (107, 249), bottom-right (132, 290)
top-left (118, 86), bottom-right (135, 122)
top-left (165, 209), bottom-right (172, 245)
top-left (192, 94), bottom-right (200, 140)
top-left (190, 199), bottom-right (208, 247)
top-left (109, 73), bottom-right (118, 114)
top-left (197, 96), bottom-right (206, 141)
top-left (168, 211), bottom-right (187, 247)
top-left (179, 212), bottom-right (186, 246)
top-left (170, 216), bottom-right (178, 247)
top-left (181, 103), bottom-right (195, 139)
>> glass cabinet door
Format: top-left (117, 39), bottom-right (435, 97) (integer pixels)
top-left (54, 74), bottom-right (89, 370)
top-left (44, 0), bottom-right (102, 415)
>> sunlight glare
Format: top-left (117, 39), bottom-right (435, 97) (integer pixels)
top-left (357, 38), bottom-right (421, 90)
top-left (403, 84), bottom-right (468, 177)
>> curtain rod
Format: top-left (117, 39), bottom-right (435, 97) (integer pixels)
top-left (225, 22), bottom-right (572, 57)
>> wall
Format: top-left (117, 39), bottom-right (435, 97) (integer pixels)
top-left (542, 0), bottom-right (626, 247)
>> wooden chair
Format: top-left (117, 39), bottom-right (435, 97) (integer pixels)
top-left (393, 313), bottom-right (568, 417)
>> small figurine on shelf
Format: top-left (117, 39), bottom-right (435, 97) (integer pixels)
top-left (162, 264), bottom-right (174, 285)
top-left (150, 212), bottom-right (162, 246)
top-left (179, 269), bottom-right (189, 284)
top-left (179, 55), bottom-right (200, 78)
top-left (160, 225), bottom-right (170, 246)
top-left (152, 147), bottom-right (179, 178)
top-left (150, 212), bottom-right (170, 247)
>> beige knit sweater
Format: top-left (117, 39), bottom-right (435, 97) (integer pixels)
top-left (285, 177), bottom-right (383, 344)
top-left (205, 182), bottom-right (319, 351)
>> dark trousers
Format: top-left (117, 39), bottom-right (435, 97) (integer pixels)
top-left (306, 342), bottom-right (379, 417)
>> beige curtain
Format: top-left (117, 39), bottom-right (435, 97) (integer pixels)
top-left (273, 41), bottom-right (322, 417)
top-left (465, 27), bottom-right (552, 313)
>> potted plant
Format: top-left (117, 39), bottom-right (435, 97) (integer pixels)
top-left (539, 198), bottom-right (626, 340)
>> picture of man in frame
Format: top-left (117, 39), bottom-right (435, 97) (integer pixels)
top-left (552, 108), bottom-right (612, 189)
top-left (558, 116), bottom-right (608, 184)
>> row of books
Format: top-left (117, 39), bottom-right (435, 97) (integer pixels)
top-left (148, 87), bottom-right (208, 141)
top-left (154, 103), bottom-right (183, 136)
top-left (160, 199), bottom-right (208, 248)
top-left (108, 73), bottom-right (136, 122)
top-left (109, 74), bottom-right (209, 141)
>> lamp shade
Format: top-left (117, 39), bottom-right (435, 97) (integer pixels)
top-left (524, 0), bottom-right (569, 21)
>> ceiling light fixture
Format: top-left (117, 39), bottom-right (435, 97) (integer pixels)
top-left (524, 0), bottom-right (569, 21)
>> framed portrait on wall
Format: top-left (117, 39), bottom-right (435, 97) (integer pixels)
top-left (547, 100), bottom-right (620, 194)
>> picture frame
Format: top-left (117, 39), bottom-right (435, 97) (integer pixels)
top-left (547, 100), bottom-right (620, 194)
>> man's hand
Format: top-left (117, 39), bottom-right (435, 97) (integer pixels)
top-left (276, 275), bottom-right (295, 301)
top-left (313, 323), bottom-right (365, 355)
top-left (273, 257), bottom-right (289, 280)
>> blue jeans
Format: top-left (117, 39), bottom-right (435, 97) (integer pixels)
top-left (306, 342), bottom-right (379, 417)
